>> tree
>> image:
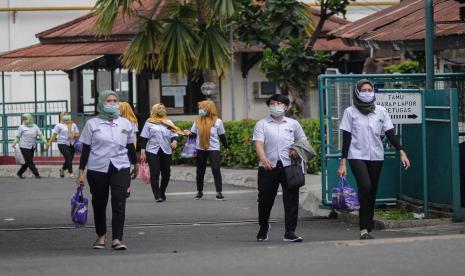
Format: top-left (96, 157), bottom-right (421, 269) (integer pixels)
top-left (93, 0), bottom-right (238, 84)
top-left (236, 0), bottom-right (352, 116)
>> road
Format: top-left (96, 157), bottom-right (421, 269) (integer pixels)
top-left (0, 177), bottom-right (464, 276)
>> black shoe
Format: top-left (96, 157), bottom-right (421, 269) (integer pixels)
top-left (59, 168), bottom-right (65, 178)
top-left (283, 232), bottom-right (303, 242)
top-left (35, 175), bottom-right (42, 179)
top-left (17, 173), bottom-right (25, 179)
top-left (160, 194), bottom-right (166, 202)
top-left (194, 192), bottom-right (203, 200)
top-left (256, 224), bottom-right (270, 241)
top-left (360, 233), bottom-right (375, 240)
top-left (216, 192), bottom-right (225, 200)
top-left (111, 243), bottom-right (127, 250)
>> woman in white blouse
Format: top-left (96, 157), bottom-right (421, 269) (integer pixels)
top-left (45, 112), bottom-right (80, 177)
top-left (338, 79), bottom-right (410, 240)
top-left (140, 103), bottom-right (184, 202)
top-left (12, 113), bottom-right (47, 179)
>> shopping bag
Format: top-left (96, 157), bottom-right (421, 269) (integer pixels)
top-left (181, 137), bottom-right (197, 158)
top-left (331, 177), bottom-right (360, 212)
top-left (284, 159), bottom-right (305, 190)
top-left (71, 186), bottom-right (88, 226)
top-left (139, 160), bottom-right (150, 184)
top-left (14, 148), bottom-right (25, 165)
top-left (74, 139), bottom-right (83, 153)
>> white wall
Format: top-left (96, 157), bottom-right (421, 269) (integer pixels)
top-left (0, 0), bottom-right (96, 109)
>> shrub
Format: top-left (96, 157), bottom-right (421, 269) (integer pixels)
top-left (170, 118), bottom-right (321, 174)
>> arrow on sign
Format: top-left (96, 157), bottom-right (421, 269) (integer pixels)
top-left (407, 114), bottom-right (418, 119)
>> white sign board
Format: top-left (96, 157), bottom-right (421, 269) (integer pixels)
top-left (375, 93), bottom-right (422, 124)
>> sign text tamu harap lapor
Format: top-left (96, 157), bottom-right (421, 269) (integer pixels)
top-left (375, 93), bottom-right (422, 124)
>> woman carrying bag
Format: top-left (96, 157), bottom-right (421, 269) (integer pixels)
top-left (184, 100), bottom-right (229, 200)
top-left (337, 79), bottom-right (410, 240)
top-left (12, 113), bottom-right (47, 179)
top-left (76, 90), bottom-right (139, 250)
top-left (140, 103), bottom-right (184, 202)
top-left (45, 112), bottom-right (80, 178)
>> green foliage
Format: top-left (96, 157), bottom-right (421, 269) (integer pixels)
top-left (384, 60), bottom-right (420, 74)
top-left (170, 119), bottom-right (321, 174)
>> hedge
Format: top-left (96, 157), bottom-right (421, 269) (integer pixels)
top-left (170, 119), bottom-right (321, 174)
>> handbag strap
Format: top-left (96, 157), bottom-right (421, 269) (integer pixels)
top-left (339, 177), bottom-right (346, 188)
top-left (76, 186), bottom-right (84, 201)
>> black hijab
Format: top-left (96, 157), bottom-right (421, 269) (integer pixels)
top-left (353, 79), bottom-right (376, 115)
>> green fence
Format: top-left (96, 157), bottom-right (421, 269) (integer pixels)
top-left (318, 73), bottom-right (465, 220)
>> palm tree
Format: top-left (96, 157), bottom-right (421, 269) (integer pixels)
top-left (94, 0), bottom-right (238, 96)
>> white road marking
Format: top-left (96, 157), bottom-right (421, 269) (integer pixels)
top-left (3, 218), bottom-right (15, 221)
top-left (164, 190), bottom-right (256, 196)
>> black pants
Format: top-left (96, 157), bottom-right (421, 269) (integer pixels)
top-left (17, 147), bottom-right (39, 176)
top-left (147, 149), bottom-right (171, 198)
top-left (58, 144), bottom-right (75, 173)
top-left (87, 163), bottom-right (130, 241)
top-left (196, 150), bottom-right (222, 193)
top-left (257, 162), bottom-right (299, 233)
top-left (348, 159), bottom-right (383, 231)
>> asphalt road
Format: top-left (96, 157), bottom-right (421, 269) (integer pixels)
top-left (1, 177), bottom-right (464, 276)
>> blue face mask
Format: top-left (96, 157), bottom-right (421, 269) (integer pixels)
top-left (103, 104), bottom-right (119, 114)
top-left (269, 105), bottom-right (285, 117)
top-left (198, 109), bottom-right (207, 117)
top-left (63, 115), bottom-right (71, 121)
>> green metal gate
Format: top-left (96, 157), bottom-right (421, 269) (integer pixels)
top-left (318, 73), bottom-right (465, 220)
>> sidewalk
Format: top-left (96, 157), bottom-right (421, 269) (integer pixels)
top-left (0, 164), bottom-right (328, 216)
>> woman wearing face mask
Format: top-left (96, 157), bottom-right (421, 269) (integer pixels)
top-left (76, 90), bottom-right (139, 250)
top-left (140, 103), bottom-right (184, 202)
top-left (119, 102), bottom-right (139, 198)
top-left (253, 94), bottom-right (308, 242)
top-left (12, 113), bottom-right (47, 179)
top-left (45, 112), bottom-right (80, 178)
top-left (338, 79), bottom-right (411, 240)
top-left (184, 100), bottom-right (229, 200)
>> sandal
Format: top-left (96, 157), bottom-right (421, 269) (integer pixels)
top-left (92, 236), bottom-right (107, 249)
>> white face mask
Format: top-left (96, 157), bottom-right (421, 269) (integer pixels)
top-left (269, 105), bottom-right (286, 117)
top-left (356, 89), bottom-right (375, 103)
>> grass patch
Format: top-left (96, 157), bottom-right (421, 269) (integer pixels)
top-left (375, 208), bottom-right (444, 220)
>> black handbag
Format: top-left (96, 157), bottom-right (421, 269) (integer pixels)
top-left (284, 159), bottom-right (305, 190)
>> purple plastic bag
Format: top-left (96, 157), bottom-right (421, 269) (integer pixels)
top-left (181, 137), bottom-right (197, 158)
top-left (71, 186), bottom-right (88, 226)
top-left (331, 177), bottom-right (360, 212)
top-left (74, 139), bottom-right (83, 153)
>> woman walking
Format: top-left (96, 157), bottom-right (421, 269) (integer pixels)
top-left (119, 102), bottom-right (139, 198)
top-left (77, 90), bottom-right (139, 250)
top-left (12, 113), bottom-right (47, 179)
top-left (140, 103), bottom-right (184, 202)
top-left (45, 112), bottom-right (80, 178)
top-left (338, 79), bottom-right (410, 240)
top-left (185, 100), bottom-right (229, 200)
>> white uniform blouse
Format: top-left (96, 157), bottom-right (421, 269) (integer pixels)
top-left (339, 105), bottom-right (394, 161)
top-left (79, 117), bottom-right (136, 173)
top-left (17, 124), bottom-right (41, 149)
top-left (52, 123), bottom-right (79, 145)
top-left (140, 121), bottom-right (178, 155)
top-left (190, 119), bottom-right (225, 151)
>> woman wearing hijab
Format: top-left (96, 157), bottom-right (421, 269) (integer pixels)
top-left (12, 113), bottom-right (47, 179)
top-left (338, 79), bottom-right (411, 240)
top-left (45, 112), bottom-right (80, 178)
top-left (140, 103), bottom-right (184, 202)
top-left (184, 100), bottom-right (229, 200)
top-left (77, 90), bottom-right (139, 250)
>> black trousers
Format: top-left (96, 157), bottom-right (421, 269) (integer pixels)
top-left (87, 163), bottom-right (130, 241)
top-left (196, 150), bottom-right (222, 193)
top-left (147, 149), bottom-right (171, 198)
top-left (257, 163), bottom-right (299, 233)
top-left (17, 147), bottom-right (39, 176)
top-left (58, 144), bottom-right (75, 173)
top-left (348, 159), bottom-right (383, 231)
